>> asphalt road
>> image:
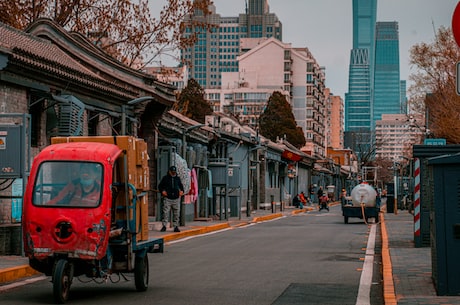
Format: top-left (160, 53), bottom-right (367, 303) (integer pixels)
top-left (0, 205), bottom-right (383, 305)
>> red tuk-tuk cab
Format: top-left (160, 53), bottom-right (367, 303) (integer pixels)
top-left (23, 138), bottom-right (163, 303)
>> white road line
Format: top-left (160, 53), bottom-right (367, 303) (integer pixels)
top-left (0, 275), bottom-right (47, 292)
top-left (356, 224), bottom-right (376, 305)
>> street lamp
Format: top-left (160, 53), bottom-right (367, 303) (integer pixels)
top-left (407, 115), bottom-right (431, 144)
top-left (392, 161), bottom-right (401, 215)
top-left (121, 96), bottom-right (154, 135)
top-left (180, 123), bottom-right (206, 226)
top-left (182, 124), bottom-right (206, 157)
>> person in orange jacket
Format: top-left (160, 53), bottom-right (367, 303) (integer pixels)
top-left (298, 192), bottom-right (307, 209)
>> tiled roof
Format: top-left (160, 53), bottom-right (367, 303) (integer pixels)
top-left (0, 20), bottom-right (175, 105)
top-left (0, 22), bottom-right (104, 80)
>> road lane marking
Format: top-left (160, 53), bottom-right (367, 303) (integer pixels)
top-left (0, 275), bottom-right (47, 292)
top-left (356, 224), bottom-right (376, 305)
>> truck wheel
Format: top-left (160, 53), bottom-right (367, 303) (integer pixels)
top-left (344, 216), bottom-right (349, 224)
top-left (53, 259), bottom-right (72, 304)
top-left (135, 254), bottom-right (149, 291)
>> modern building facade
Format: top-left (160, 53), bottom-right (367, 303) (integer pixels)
top-left (373, 21), bottom-right (402, 126)
top-left (375, 114), bottom-right (424, 160)
top-left (181, 0), bottom-right (282, 89)
top-left (345, 0), bottom-right (407, 162)
top-left (326, 89), bottom-right (345, 150)
top-left (204, 37), bottom-right (327, 158)
top-left (344, 0), bottom-right (377, 150)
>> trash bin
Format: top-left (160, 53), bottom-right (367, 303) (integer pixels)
top-left (386, 195), bottom-right (394, 213)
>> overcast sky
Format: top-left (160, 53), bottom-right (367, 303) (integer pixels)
top-left (211, 0), bottom-right (458, 98)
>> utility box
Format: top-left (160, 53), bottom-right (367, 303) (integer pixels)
top-left (386, 183), bottom-right (395, 213)
top-left (0, 125), bottom-right (22, 178)
top-left (428, 153), bottom-right (460, 295)
top-left (413, 145), bottom-right (460, 247)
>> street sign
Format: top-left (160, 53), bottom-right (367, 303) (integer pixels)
top-left (457, 62), bottom-right (460, 95)
top-left (453, 1), bottom-right (460, 47)
top-left (424, 138), bottom-right (446, 145)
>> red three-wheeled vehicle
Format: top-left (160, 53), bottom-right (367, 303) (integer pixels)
top-left (22, 137), bottom-right (163, 303)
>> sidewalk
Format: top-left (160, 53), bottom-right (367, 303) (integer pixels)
top-left (381, 211), bottom-right (460, 305)
top-left (2, 205), bottom-right (460, 305)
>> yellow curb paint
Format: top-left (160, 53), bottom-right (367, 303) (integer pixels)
top-left (291, 209), bottom-right (304, 215)
top-left (0, 265), bottom-right (41, 284)
top-left (381, 214), bottom-right (397, 305)
top-left (163, 223), bottom-right (231, 242)
top-left (252, 213), bottom-right (283, 223)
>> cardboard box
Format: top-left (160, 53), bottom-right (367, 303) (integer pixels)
top-left (136, 165), bottom-right (150, 191)
top-left (51, 136), bottom-right (150, 241)
top-left (135, 139), bottom-right (148, 166)
top-left (136, 194), bottom-right (149, 241)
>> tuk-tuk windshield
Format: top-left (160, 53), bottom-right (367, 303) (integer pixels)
top-left (33, 161), bottom-right (103, 208)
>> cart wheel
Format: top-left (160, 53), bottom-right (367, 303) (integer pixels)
top-left (53, 259), bottom-right (72, 304)
top-left (344, 216), bottom-right (349, 224)
top-left (134, 254), bottom-right (149, 291)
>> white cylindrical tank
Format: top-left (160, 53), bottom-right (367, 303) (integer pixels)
top-left (350, 183), bottom-right (377, 207)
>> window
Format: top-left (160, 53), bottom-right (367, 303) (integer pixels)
top-left (33, 161), bottom-right (103, 208)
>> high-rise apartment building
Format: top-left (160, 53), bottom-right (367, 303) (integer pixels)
top-left (205, 37), bottom-right (327, 158)
top-left (181, 1), bottom-right (282, 89)
top-left (375, 114), bottom-right (424, 160)
top-left (373, 21), bottom-right (402, 126)
top-left (326, 89), bottom-right (344, 150)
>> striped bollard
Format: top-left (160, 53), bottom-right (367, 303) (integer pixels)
top-left (414, 158), bottom-right (421, 243)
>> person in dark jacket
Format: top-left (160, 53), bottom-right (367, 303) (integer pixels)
top-left (158, 166), bottom-right (184, 232)
top-left (316, 186), bottom-right (324, 209)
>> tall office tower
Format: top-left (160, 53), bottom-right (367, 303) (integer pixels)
top-left (400, 80), bottom-right (407, 114)
top-left (373, 22), bottom-right (402, 127)
top-left (241, 0), bottom-right (282, 40)
top-left (344, 0), bottom-right (377, 152)
top-left (181, 0), bottom-right (282, 89)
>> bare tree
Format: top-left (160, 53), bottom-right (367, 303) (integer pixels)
top-left (408, 26), bottom-right (460, 143)
top-left (0, 0), bottom-right (214, 69)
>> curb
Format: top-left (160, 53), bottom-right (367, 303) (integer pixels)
top-left (0, 265), bottom-right (41, 285)
top-left (252, 212), bottom-right (283, 222)
top-left (162, 223), bottom-right (231, 242)
top-left (380, 214), bottom-right (397, 305)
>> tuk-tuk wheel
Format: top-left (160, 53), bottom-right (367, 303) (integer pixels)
top-left (134, 254), bottom-right (149, 291)
top-left (53, 259), bottom-right (72, 304)
top-left (344, 216), bottom-right (349, 224)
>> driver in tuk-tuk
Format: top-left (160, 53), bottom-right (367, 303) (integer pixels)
top-left (48, 163), bottom-right (101, 207)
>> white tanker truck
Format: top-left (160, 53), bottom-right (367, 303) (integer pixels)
top-left (342, 183), bottom-right (380, 224)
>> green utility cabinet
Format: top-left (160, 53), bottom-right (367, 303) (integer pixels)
top-left (428, 153), bottom-right (460, 295)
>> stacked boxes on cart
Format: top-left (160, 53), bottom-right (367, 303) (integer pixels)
top-left (51, 136), bottom-right (150, 241)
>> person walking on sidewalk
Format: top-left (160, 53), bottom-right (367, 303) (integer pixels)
top-left (308, 184), bottom-right (315, 205)
top-left (158, 166), bottom-right (184, 232)
top-left (316, 186), bottom-right (324, 209)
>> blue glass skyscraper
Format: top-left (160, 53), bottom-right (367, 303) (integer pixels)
top-left (373, 21), bottom-right (401, 126)
top-left (344, 0), bottom-right (377, 149)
